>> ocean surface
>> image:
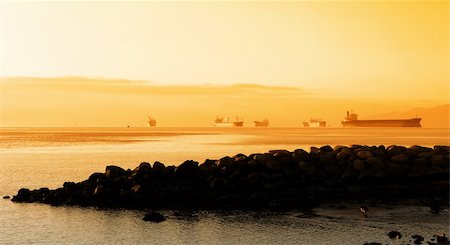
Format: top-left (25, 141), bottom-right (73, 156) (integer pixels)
top-left (0, 127), bottom-right (449, 244)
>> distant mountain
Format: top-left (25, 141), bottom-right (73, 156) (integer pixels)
top-left (367, 104), bottom-right (449, 128)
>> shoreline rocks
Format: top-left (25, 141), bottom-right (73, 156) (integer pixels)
top-left (11, 145), bottom-right (449, 210)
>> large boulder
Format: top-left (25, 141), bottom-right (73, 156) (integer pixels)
top-left (105, 165), bottom-right (127, 179)
top-left (175, 160), bottom-right (200, 180)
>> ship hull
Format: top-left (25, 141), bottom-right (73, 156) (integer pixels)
top-left (303, 121), bottom-right (326, 127)
top-left (213, 122), bottom-right (243, 127)
top-left (342, 118), bottom-right (421, 127)
top-left (254, 121), bottom-right (269, 127)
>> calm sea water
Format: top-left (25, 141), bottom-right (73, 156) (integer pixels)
top-left (0, 127), bottom-right (449, 244)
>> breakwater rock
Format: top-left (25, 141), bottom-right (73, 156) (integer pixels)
top-left (12, 145), bottom-right (449, 210)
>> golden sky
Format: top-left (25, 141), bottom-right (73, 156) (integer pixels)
top-left (0, 1), bottom-right (448, 127)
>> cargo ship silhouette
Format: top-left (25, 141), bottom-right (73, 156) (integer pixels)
top-left (342, 111), bottom-right (421, 127)
top-left (254, 119), bottom-right (269, 127)
top-left (303, 118), bottom-right (326, 127)
top-left (213, 116), bottom-right (244, 127)
top-left (147, 116), bottom-right (156, 127)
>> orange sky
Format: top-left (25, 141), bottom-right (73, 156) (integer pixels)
top-left (0, 1), bottom-right (448, 127)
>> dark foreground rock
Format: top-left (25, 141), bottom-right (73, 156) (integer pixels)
top-left (11, 145), bottom-right (449, 210)
top-left (143, 212), bottom-right (166, 222)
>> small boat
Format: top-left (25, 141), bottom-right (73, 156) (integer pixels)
top-left (147, 116), bottom-right (156, 127)
top-left (303, 118), bottom-right (326, 128)
top-left (254, 119), bottom-right (269, 127)
top-left (213, 116), bottom-right (244, 127)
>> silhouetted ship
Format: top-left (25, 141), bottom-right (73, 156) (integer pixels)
top-left (213, 116), bottom-right (244, 127)
top-left (147, 116), bottom-right (156, 127)
top-left (342, 111), bottom-right (421, 127)
top-left (254, 119), bottom-right (269, 127)
top-left (303, 118), bottom-right (326, 128)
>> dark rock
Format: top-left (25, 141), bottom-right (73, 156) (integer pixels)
top-left (3, 196), bottom-right (10, 199)
top-left (357, 150), bottom-right (373, 160)
top-left (293, 149), bottom-right (310, 162)
top-left (319, 145), bottom-right (333, 153)
top-left (433, 145), bottom-right (449, 154)
top-left (143, 212), bottom-right (166, 222)
top-left (217, 156), bottom-right (234, 169)
top-left (387, 230), bottom-right (402, 239)
top-left (152, 161), bottom-right (166, 172)
top-left (11, 188), bottom-right (31, 202)
top-left (319, 153), bottom-right (336, 165)
top-left (353, 159), bottom-right (365, 170)
top-left (411, 234), bottom-right (424, 244)
top-left (390, 154), bottom-right (409, 163)
top-left (88, 172), bottom-right (107, 184)
top-left (386, 162), bottom-right (403, 177)
top-left (253, 154), bottom-right (272, 164)
top-left (266, 160), bottom-right (281, 171)
top-left (175, 160), bottom-right (199, 180)
top-left (366, 157), bottom-right (384, 171)
top-left (210, 177), bottom-right (228, 191)
top-left (387, 145), bottom-right (407, 156)
top-left (105, 165), bottom-right (127, 179)
top-left (362, 243), bottom-right (382, 245)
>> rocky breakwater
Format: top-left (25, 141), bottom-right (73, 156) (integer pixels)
top-left (11, 145), bottom-right (449, 210)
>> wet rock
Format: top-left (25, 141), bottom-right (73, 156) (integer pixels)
top-left (143, 212), bottom-right (166, 222)
top-left (387, 230), bottom-right (402, 239)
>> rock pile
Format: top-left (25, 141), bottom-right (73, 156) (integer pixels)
top-left (11, 145), bottom-right (449, 210)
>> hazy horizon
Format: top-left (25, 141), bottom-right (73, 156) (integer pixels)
top-left (0, 1), bottom-right (448, 127)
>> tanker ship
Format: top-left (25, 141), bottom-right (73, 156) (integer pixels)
top-left (341, 111), bottom-right (421, 127)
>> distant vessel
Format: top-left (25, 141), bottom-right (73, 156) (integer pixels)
top-left (213, 116), bottom-right (244, 127)
top-left (254, 119), bottom-right (269, 127)
top-left (303, 118), bottom-right (326, 128)
top-left (147, 116), bottom-right (156, 127)
top-left (341, 111), bottom-right (421, 127)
